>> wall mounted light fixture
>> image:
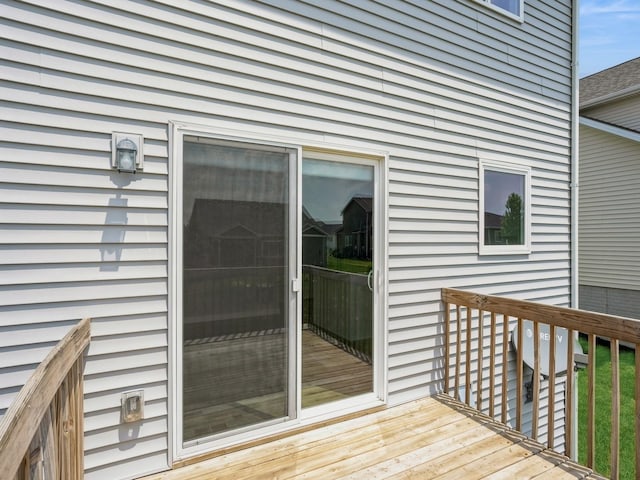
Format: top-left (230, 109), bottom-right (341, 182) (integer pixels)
top-left (112, 132), bottom-right (143, 173)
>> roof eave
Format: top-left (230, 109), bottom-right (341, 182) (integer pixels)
top-left (579, 116), bottom-right (640, 143)
top-left (580, 84), bottom-right (640, 109)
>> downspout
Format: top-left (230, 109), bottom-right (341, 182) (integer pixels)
top-left (570, 0), bottom-right (580, 461)
top-left (571, 0), bottom-right (579, 309)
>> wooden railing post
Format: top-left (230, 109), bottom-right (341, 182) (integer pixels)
top-left (0, 318), bottom-right (90, 480)
top-left (516, 317), bottom-right (523, 432)
top-left (455, 305), bottom-right (461, 401)
top-left (610, 339), bottom-right (620, 480)
top-left (444, 302), bottom-right (450, 395)
top-left (501, 314), bottom-right (509, 425)
top-left (465, 307), bottom-right (472, 406)
top-left (476, 310), bottom-right (484, 412)
top-left (489, 312), bottom-right (496, 418)
top-left (548, 324), bottom-right (556, 450)
top-left (565, 328), bottom-right (575, 458)
top-left (587, 334), bottom-right (596, 469)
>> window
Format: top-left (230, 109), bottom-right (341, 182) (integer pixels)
top-left (479, 161), bottom-right (531, 255)
top-left (473, 0), bottom-right (523, 21)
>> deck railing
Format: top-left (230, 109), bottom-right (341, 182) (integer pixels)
top-left (442, 288), bottom-right (640, 480)
top-left (303, 265), bottom-right (372, 362)
top-left (0, 318), bottom-right (90, 480)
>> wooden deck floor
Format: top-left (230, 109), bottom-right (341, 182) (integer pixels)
top-left (183, 330), bottom-right (372, 439)
top-left (143, 394), bottom-right (605, 480)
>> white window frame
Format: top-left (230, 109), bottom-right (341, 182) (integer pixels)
top-left (479, 160), bottom-right (531, 255)
top-left (472, 0), bottom-right (524, 22)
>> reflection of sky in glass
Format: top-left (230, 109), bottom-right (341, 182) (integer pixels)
top-left (490, 0), bottom-right (520, 15)
top-left (484, 170), bottom-right (524, 215)
top-left (303, 158), bottom-right (373, 223)
top-left (183, 139), bottom-right (289, 225)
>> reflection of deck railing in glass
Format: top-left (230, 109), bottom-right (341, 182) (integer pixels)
top-left (302, 265), bottom-right (372, 363)
top-left (183, 266), bottom-right (286, 340)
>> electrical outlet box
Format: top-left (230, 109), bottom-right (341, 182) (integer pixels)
top-left (121, 390), bottom-right (144, 423)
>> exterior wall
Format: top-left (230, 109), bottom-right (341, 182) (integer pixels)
top-left (580, 285), bottom-right (640, 319)
top-left (582, 93), bottom-right (640, 131)
top-left (579, 124), bottom-right (640, 291)
top-left (0, 0), bottom-right (574, 478)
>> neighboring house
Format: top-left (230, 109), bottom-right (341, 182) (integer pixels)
top-left (302, 206), bottom-right (329, 267)
top-left (579, 58), bottom-right (640, 319)
top-left (484, 211), bottom-right (504, 245)
top-left (0, 1), bottom-right (577, 479)
top-left (336, 196), bottom-right (373, 260)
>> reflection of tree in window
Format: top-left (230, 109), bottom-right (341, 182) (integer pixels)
top-left (501, 193), bottom-right (523, 245)
top-left (483, 168), bottom-right (525, 247)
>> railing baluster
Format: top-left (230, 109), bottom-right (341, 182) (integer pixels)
top-left (516, 317), bottom-right (523, 432)
top-left (465, 306), bottom-right (472, 406)
top-left (455, 305), bottom-right (462, 401)
top-left (548, 324), bottom-right (556, 450)
top-left (501, 314), bottom-right (509, 425)
top-left (477, 310), bottom-right (484, 412)
top-left (532, 321), bottom-right (540, 440)
top-left (610, 339), bottom-right (620, 480)
top-left (565, 328), bottom-right (575, 458)
top-left (444, 302), bottom-right (450, 395)
top-left (587, 334), bottom-right (596, 469)
top-left (489, 312), bottom-right (496, 419)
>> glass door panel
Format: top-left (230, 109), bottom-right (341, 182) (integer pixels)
top-left (301, 156), bottom-right (374, 408)
top-left (182, 137), bottom-right (293, 442)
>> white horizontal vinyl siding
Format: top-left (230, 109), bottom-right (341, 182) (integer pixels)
top-left (579, 124), bottom-right (640, 290)
top-left (582, 93), bottom-right (640, 131)
top-left (1, 0), bottom-right (573, 478)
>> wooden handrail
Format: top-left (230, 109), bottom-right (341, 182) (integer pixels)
top-left (442, 288), bottom-right (640, 480)
top-left (0, 318), bottom-right (90, 479)
top-left (442, 288), bottom-right (640, 344)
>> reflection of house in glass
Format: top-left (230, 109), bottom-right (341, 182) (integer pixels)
top-left (184, 199), bottom-right (286, 268)
top-left (182, 199), bottom-right (287, 339)
top-left (302, 207), bottom-right (341, 267)
top-left (336, 196), bottom-right (372, 260)
top-left (484, 211), bottom-right (504, 245)
top-left (302, 207), bottom-right (328, 267)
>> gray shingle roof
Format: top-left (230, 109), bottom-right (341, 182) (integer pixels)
top-left (580, 57), bottom-right (640, 105)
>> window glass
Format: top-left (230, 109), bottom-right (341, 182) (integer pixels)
top-left (301, 156), bottom-right (375, 408)
top-left (182, 137), bottom-right (292, 441)
top-left (490, 0), bottom-right (520, 16)
top-left (473, 0), bottom-right (523, 20)
top-left (480, 162), bottom-right (530, 254)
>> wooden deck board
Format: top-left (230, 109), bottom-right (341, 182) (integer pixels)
top-left (183, 329), bottom-right (372, 439)
top-left (142, 394), bottom-right (602, 480)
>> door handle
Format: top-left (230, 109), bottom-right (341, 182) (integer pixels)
top-left (367, 270), bottom-right (374, 292)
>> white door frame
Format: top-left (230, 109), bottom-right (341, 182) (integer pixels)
top-left (168, 121), bottom-right (388, 463)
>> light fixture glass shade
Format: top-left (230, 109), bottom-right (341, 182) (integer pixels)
top-left (116, 138), bottom-right (138, 173)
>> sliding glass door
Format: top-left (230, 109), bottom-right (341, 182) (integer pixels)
top-left (175, 133), bottom-right (382, 451)
top-left (301, 153), bottom-right (375, 409)
top-left (181, 137), bottom-right (296, 443)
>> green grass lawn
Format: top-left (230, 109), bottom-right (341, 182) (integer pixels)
top-left (577, 337), bottom-right (636, 479)
top-left (326, 255), bottom-right (371, 274)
